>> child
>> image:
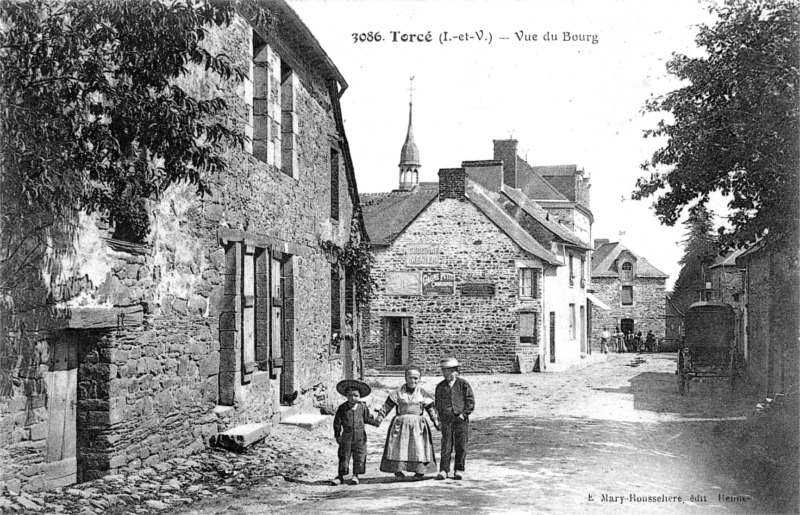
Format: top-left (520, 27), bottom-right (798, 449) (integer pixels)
top-left (435, 357), bottom-right (474, 480)
top-left (331, 379), bottom-right (379, 486)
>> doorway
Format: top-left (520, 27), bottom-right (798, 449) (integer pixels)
top-left (45, 337), bottom-right (78, 489)
top-left (621, 318), bottom-right (634, 337)
top-left (385, 317), bottom-right (410, 366)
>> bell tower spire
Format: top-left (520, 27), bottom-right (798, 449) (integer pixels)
top-left (399, 76), bottom-right (420, 191)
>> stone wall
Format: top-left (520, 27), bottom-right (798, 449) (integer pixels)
top-left (589, 277), bottom-right (666, 351)
top-left (0, 10), bottom-right (357, 492)
top-left (364, 197), bottom-right (544, 374)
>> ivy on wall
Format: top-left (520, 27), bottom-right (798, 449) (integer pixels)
top-left (321, 217), bottom-right (376, 306)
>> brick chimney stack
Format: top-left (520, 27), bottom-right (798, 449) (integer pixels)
top-left (493, 139), bottom-right (518, 189)
top-left (438, 168), bottom-right (467, 201)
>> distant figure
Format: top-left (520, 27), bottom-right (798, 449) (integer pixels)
top-left (600, 327), bottom-right (611, 354)
top-left (614, 327), bottom-right (625, 353)
top-left (645, 331), bottom-right (656, 352)
top-left (633, 332), bottom-right (643, 353)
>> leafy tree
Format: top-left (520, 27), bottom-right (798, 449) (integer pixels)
top-left (672, 205), bottom-right (717, 313)
top-left (0, 0), bottom-right (270, 305)
top-left (634, 0), bottom-right (799, 251)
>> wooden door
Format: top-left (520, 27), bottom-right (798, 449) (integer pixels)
top-left (44, 338), bottom-right (77, 489)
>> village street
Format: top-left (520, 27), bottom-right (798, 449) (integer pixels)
top-left (175, 353), bottom-right (787, 515)
top-left (3, 353), bottom-right (792, 514)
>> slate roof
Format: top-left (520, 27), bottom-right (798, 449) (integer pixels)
top-left (359, 183), bottom-right (438, 246)
top-left (709, 247), bottom-right (748, 269)
top-left (516, 158), bottom-right (568, 201)
top-left (359, 179), bottom-right (560, 265)
top-left (591, 241), bottom-right (668, 279)
top-left (465, 181), bottom-right (561, 265)
top-left (500, 185), bottom-right (592, 250)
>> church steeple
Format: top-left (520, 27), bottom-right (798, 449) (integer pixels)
top-left (399, 77), bottom-right (420, 191)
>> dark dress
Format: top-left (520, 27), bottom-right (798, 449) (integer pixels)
top-left (333, 401), bottom-right (379, 477)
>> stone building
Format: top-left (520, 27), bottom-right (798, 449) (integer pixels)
top-left (0, 0), bottom-right (363, 492)
top-left (589, 240), bottom-right (668, 350)
top-left (360, 122), bottom-right (593, 372)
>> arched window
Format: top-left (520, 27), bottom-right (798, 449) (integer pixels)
top-left (621, 261), bottom-right (633, 281)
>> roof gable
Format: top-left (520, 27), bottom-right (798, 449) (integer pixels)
top-left (359, 183), bottom-right (437, 245)
top-left (591, 241), bottom-right (668, 279)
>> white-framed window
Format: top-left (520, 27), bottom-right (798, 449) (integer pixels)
top-left (519, 268), bottom-right (541, 298)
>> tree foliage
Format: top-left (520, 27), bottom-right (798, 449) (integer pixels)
top-left (634, 0), bottom-right (799, 251)
top-left (0, 0), bottom-right (270, 232)
top-left (672, 205), bottom-right (717, 313)
top-left (0, 0), bottom-right (269, 302)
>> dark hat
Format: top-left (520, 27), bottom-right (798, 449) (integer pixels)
top-left (336, 379), bottom-right (371, 397)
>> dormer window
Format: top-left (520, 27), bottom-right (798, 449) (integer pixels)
top-left (621, 261), bottom-right (633, 282)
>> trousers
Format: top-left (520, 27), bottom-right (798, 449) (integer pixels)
top-left (440, 414), bottom-right (469, 472)
top-left (337, 429), bottom-right (367, 477)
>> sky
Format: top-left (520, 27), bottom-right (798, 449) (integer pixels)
top-left (290, 0), bottom-right (719, 290)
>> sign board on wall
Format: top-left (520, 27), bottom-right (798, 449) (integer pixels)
top-left (386, 271), bottom-right (421, 295)
top-left (406, 244), bottom-right (440, 266)
top-left (461, 282), bottom-right (495, 297)
top-left (422, 271), bottom-right (455, 295)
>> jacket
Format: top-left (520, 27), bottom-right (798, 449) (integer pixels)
top-left (435, 377), bottom-right (475, 418)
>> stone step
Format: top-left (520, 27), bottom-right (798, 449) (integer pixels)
top-left (279, 413), bottom-right (328, 429)
top-left (215, 422), bottom-right (271, 452)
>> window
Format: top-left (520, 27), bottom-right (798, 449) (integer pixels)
top-left (519, 268), bottom-right (541, 298)
top-left (330, 265), bottom-right (342, 355)
top-left (281, 61), bottom-right (297, 178)
top-left (569, 253), bottom-right (575, 286)
top-left (569, 303), bottom-right (576, 339)
top-left (621, 261), bottom-right (633, 282)
top-left (580, 257), bottom-right (586, 288)
top-left (330, 148), bottom-right (340, 221)
top-left (249, 29), bottom-right (297, 179)
top-left (219, 233), bottom-right (294, 406)
top-left (250, 30), bottom-right (268, 161)
top-left (621, 285), bottom-right (633, 305)
top-left (520, 312), bottom-right (540, 344)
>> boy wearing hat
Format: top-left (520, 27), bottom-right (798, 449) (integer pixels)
top-left (435, 357), bottom-right (475, 480)
top-left (331, 379), bottom-right (380, 485)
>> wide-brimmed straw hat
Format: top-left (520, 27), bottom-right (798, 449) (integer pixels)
top-left (440, 357), bottom-right (460, 368)
top-left (336, 379), bottom-right (371, 397)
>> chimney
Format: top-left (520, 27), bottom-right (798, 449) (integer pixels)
top-left (594, 238), bottom-right (610, 249)
top-left (493, 139), bottom-right (518, 188)
top-left (462, 160), bottom-right (503, 192)
top-left (438, 168), bottom-right (466, 201)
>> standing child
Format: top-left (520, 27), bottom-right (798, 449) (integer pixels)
top-left (332, 379), bottom-right (380, 486)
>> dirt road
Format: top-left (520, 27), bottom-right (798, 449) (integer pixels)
top-left (180, 354), bottom-right (786, 514)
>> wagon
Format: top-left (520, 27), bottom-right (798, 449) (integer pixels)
top-left (677, 301), bottom-right (745, 395)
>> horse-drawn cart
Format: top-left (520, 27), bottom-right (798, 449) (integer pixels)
top-left (677, 301), bottom-right (745, 395)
